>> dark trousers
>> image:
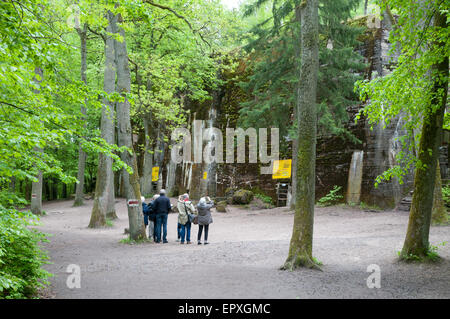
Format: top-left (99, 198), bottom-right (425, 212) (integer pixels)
top-left (180, 222), bottom-right (191, 243)
top-left (177, 222), bottom-right (182, 239)
top-left (155, 213), bottom-right (168, 242)
top-left (198, 224), bottom-right (209, 242)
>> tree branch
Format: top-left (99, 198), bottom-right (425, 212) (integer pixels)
top-left (87, 25), bottom-right (106, 42)
top-left (142, 0), bottom-right (211, 48)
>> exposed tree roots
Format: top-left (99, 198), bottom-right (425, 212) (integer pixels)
top-left (88, 213), bottom-right (106, 228)
top-left (280, 254), bottom-right (322, 271)
top-left (73, 199), bottom-right (84, 207)
top-left (106, 211), bottom-right (118, 220)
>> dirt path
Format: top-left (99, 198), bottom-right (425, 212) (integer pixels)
top-left (36, 198), bottom-right (450, 298)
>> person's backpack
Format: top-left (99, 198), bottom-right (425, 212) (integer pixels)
top-left (148, 201), bottom-right (154, 213)
top-left (148, 201), bottom-right (156, 221)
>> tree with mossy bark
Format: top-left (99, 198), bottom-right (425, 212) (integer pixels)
top-left (357, 0), bottom-right (449, 260)
top-left (89, 10), bottom-right (118, 228)
top-left (115, 10), bottom-right (147, 240)
top-left (401, 5), bottom-right (448, 258)
top-left (282, 0), bottom-right (321, 270)
top-left (31, 68), bottom-right (44, 215)
top-left (74, 22), bottom-right (88, 207)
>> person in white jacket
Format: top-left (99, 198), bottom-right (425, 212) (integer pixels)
top-left (177, 193), bottom-right (196, 244)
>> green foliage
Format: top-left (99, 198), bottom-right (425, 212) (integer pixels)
top-left (238, 0), bottom-right (365, 155)
top-left (397, 241), bottom-right (447, 262)
top-left (254, 193), bottom-right (273, 205)
top-left (426, 242), bottom-right (447, 262)
top-left (0, 190), bottom-right (28, 210)
top-left (112, 0), bottom-right (244, 167)
top-left (397, 251), bottom-right (421, 262)
top-left (317, 185), bottom-right (344, 206)
top-left (312, 257), bottom-right (323, 266)
top-left (105, 219), bottom-right (114, 228)
top-left (356, 0), bottom-right (450, 184)
top-left (442, 185), bottom-right (450, 208)
top-left (0, 208), bottom-right (51, 298)
top-left (0, 0), bottom-right (132, 196)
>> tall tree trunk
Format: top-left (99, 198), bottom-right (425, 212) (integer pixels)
top-left (52, 177), bottom-right (58, 200)
top-left (141, 112), bottom-right (154, 197)
top-left (432, 161), bottom-right (447, 224)
top-left (282, 0), bottom-right (319, 270)
top-left (9, 177), bottom-right (15, 193)
top-left (89, 11), bottom-right (117, 228)
top-left (31, 67), bottom-right (43, 215)
top-left (400, 9), bottom-right (448, 259)
top-left (43, 179), bottom-right (48, 201)
top-left (25, 181), bottom-right (31, 201)
top-left (115, 12), bottom-right (146, 240)
top-left (31, 161), bottom-right (43, 214)
top-left (154, 123), bottom-right (166, 192)
top-left (107, 178), bottom-right (117, 219)
top-left (290, 122), bottom-right (298, 210)
top-left (364, 0), bottom-right (368, 15)
top-left (62, 182), bottom-right (67, 199)
top-left (290, 5), bottom-right (301, 211)
top-left (74, 23), bottom-right (88, 207)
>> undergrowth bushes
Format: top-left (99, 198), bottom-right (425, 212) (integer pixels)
top-left (0, 191), bottom-right (51, 299)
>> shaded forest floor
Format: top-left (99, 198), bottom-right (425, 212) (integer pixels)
top-left (36, 198), bottom-right (450, 298)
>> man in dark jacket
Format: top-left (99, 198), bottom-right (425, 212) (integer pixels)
top-left (154, 189), bottom-right (171, 243)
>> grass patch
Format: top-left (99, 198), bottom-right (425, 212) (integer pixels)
top-left (397, 241), bottom-right (447, 262)
top-left (359, 202), bottom-right (382, 211)
top-left (312, 257), bottom-right (323, 266)
top-left (254, 193), bottom-right (274, 205)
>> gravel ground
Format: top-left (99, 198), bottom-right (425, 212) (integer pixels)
top-left (36, 198), bottom-right (450, 299)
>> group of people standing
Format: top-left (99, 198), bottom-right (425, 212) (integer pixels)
top-left (141, 189), bottom-right (214, 245)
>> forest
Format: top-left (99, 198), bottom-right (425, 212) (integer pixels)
top-left (0, 0), bottom-right (448, 299)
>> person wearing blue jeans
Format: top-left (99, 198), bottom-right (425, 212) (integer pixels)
top-left (177, 193), bottom-right (196, 244)
top-left (179, 221), bottom-right (191, 244)
top-left (155, 213), bottom-right (168, 243)
top-left (153, 189), bottom-right (171, 243)
top-left (176, 222), bottom-right (182, 242)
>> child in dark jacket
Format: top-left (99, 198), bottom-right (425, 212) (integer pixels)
top-left (141, 196), bottom-right (149, 228)
top-left (147, 194), bottom-right (159, 241)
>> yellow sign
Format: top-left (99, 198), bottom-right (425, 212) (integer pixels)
top-left (272, 159), bottom-right (292, 179)
top-left (203, 171), bottom-right (208, 180)
top-left (152, 167), bottom-right (159, 181)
